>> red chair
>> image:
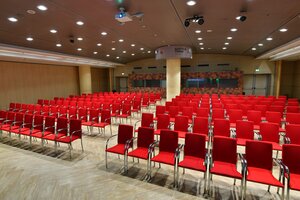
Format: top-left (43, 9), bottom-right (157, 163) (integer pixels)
top-left (43, 117), bottom-right (68, 148)
top-left (258, 122), bottom-right (281, 151)
top-left (154, 114), bottom-right (170, 136)
top-left (0, 110), bottom-right (7, 124)
top-left (117, 104), bottom-right (132, 124)
top-left (240, 104), bottom-right (253, 116)
top-left (126, 127), bottom-right (155, 175)
top-left (213, 119), bottom-right (230, 138)
top-left (282, 144), bottom-right (300, 200)
top-left (254, 105), bottom-right (268, 117)
top-left (286, 106), bottom-right (299, 113)
top-left (192, 117), bottom-right (209, 140)
top-left (244, 141), bottom-right (284, 198)
top-left (196, 107), bottom-right (210, 118)
top-left (93, 109), bottom-right (112, 136)
top-left (235, 120), bottom-right (254, 146)
top-left (177, 133), bottom-right (207, 190)
top-left (150, 130), bottom-right (179, 187)
top-left (131, 100), bottom-right (141, 117)
top-left (14, 114), bottom-right (33, 142)
top-left (31, 116), bottom-right (55, 145)
top-left (56, 119), bottom-right (84, 158)
top-left (174, 116), bottom-right (189, 138)
top-left (78, 108), bottom-right (87, 122)
top-left (105, 124), bottom-right (134, 169)
top-left (247, 110), bottom-right (262, 130)
top-left (24, 115), bottom-right (44, 140)
top-left (208, 136), bottom-right (244, 197)
top-left (154, 105), bottom-right (166, 121)
top-left (227, 109), bottom-right (243, 128)
top-left (284, 124), bottom-right (300, 145)
top-left (211, 108), bottom-right (225, 120)
top-left (286, 113), bottom-right (300, 125)
top-left (82, 109), bottom-right (100, 134)
top-left (268, 105), bottom-right (284, 115)
top-left (169, 106), bottom-right (179, 122)
top-left (111, 103), bottom-right (121, 121)
top-left (134, 113), bottom-right (154, 132)
top-left (181, 107), bottom-right (193, 124)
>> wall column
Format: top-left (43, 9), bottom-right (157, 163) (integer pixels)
top-left (109, 68), bottom-right (114, 92)
top-left (275, 60), bottom-right (282, 98)
top-left (78, 65), bottom-right (92, 94)
top-left (166, 58), bottom-right (181, 101)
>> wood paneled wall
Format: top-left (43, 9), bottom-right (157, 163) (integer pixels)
top-left (91, 67), bottom-right (109, 93)
top-left (0, 61), bottom-right (79, 109)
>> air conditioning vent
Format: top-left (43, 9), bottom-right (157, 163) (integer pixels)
top-left (197, 64), bottom-right (209, 67)
top-left (181, 65), bottom-right (191, 68)
top-left (133, 67), bottom-right (142, 70)
top-left (148, 66), bottom-right (157, 69)
top-left (217, 63), bottom-right (230, 67)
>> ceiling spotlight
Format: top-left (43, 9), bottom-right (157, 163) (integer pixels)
top-left (258, 43), bottom-right (263, 46)
top-left (252, 47), bottom-right (256, 51)
top-left (227, 37), bottom-right (233, 40)
top-left (131, 44), bottom-right (135, 47)
top-left (236, 15), bottom-right (247, 22)
top-left (207, 30), bottom-right (213, 32)
top-left (123, 51), bottom-right (127, 53)
top-left (140, 47), bottom-right (144, 50)
top-left (76, 21), bottom-right (84, 26)
top-left (106, 54), bottom-right (110, 57)
top-left (101, 32), bottom-right (107, 36)
top-left (112, 47), bottom-right (116, 50)
top-left (222, 47), bottom-right (227, 50)
top-left (97, 43), bottom-right (102, 46)
top-left (147, 51), bottom-right (151, 53)
top-left (195, 30), bottom-right (201, 33)
top-left (199, 43), bottom-right (204, 45)
top-left (26, 37), bottom-right (33, 41)
top-left (225, 42), bottom-right (229, 45)
top-left (279, 28), bottom-right (288, 32)
top-left (200, 47), bottom-right (204, 50)
top-left (131, 53), bottom-right (135, 56)
top-left (230, 28), bottom-right (238, 32)
top-left (197, 37), bottom-right (203, 40)
top-left (8, 17), bottom-right (18, 22)
top-left (77, 37), bottom-right (83, 41)
top-left (119, 39), bottom-right (124, 42)
top-left (50, 29), bottom-right (57, 33)
top-left (56, 43), bottom-right (62, 47)
top-left (77, 48), bottom-right (82, 51)
top-left (186, 0), bottom-right (196, 6)
top-left (93, 51), bottom-right (98, 54)
top-left (266, 37), bottom-right (273, 41)
top-left (37, 5), bottom-right (48, 11)
top-left (116, 56), bottom-right (120, 59)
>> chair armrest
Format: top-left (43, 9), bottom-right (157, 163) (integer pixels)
top-left (70, 130), bottom-right (81, 136)
top-left (238, 153), bottom-right (247, 176)
top-left (148, 140), bottom-right (159, 154)
top-left (125, 137), bottom-right (136, 151)
top-left (33, 124), bottom-right (43, 128)
top-left (21, 122), bottom-right (32, 128)
top-left (11, 120), bottom-right (23, 125)
top-left (104, 118), bottom-right (111, 123)
top-left (284, 136), bottom-right (291, 144)
top-left (79, 116), bottom-right (86, 120)
top-left (57, 128), bottom-right (68, 133)
top-left (256, 132), bottom-right (262, 140)
top-left (106, 134), bottom-right (118, 150)
top-left (175, 144), bottom-right (184, 161)
top-left (44, 125), bottom-right (55, 131)
top-left (149, 123), bottom-right (154, 128)
top-left (134, 120), bottom-right (141, 130)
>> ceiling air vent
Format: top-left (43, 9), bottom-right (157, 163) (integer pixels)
top-left (148, 66), bottom-right (157, 69)
top-left (217, 63), bottom-right (230, 67)
top-left (133, 67), bottom-right (142, 70)
top-left (197, 64), bottom-right (209, 67)
top-left (181, 65), bottom-right (191, 68)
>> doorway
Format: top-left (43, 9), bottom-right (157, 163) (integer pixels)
top-left (116, 77), bottom-right (128, 92)
top-left (243, 74), bottom-right (271, 96)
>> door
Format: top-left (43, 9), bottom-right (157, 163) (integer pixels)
top-left (243, 74), bottom-right (270, 96)
top-left (119, 77), bottom-right (128, 92)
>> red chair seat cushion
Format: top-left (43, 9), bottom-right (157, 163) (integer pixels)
top-left (290, 173), bottom-right (300, 191)
top-left (127, 147), bottom-right (148, 160)
top-left (254, 125), bottom-right (260, 130)
top-left (230, 123), bottom-right (237, 128)
top-left (210, 161), bottom-right (242, 179)
top-left (82, 121), bottom-right (93, 126)
top-left (56, 135), bottom-right (80, 143)
top-left (106, 144), bottom-right (126, 155)
top-left (15, 128), bottom-right (30, 134)
top-left (170, 118), bottom-right (175, 123)
top-left (178, 156), bottom-right (206, 172)
top-left (247, 167), bottom-right (283, 187)
top-left (178, 131), bottom-right (187, 138)
top-left (117, 114), bottom-right (129, 118)
top-left (132, 109), bottom-right (140, 112)
top-left (279, 128), bottom-right (286, 132)
top-left (31, 130), bottom-right (51, 138)
top-left (93, 122), bottom-right (109, 128)
top-left (1, 125), bottom-right (19, 132)
top-left (43, 133), bottom-right (66, 141)
top-left (151, 152), bottom-right (175, 166)
top-left (236, 138), bottom-right (251, 146)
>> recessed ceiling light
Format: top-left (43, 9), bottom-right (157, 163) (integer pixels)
top-left (76, 21), bottom-right (84, 26)
top-left (200, 47), bottom-right (204, 50)
top-left (147, 51), bottom-right (151, 53)
top-left (207, 30), bottom-right (213, 32)
top-left (123, 51), bottom-right (127, 53)
top-left (197, 37), bottom-right (203, 40)
top-left (50, 29), bottom-right (57, 33)
top-left (266, 37), bottom-right (273, 41)
top-left (37, 5), bottom-right (48, 11)
top-left (56, 43), bottom-right (62, 47)
top-left (26, 37), bottom-right (33, 41)
top-left (258, 43), bottom-right (263, 46)
top-left (112, 47), bottom-right (116, 50)
top-left (236, 16), bottom-right (241, 20)
top-left (116, 56), bottom-right (120, 59)
top-left (119, 39), bottom-right (124, 42)
top-left (106, 54), bottom-right (110, 57)
top-left (112, 41), bottom-right (116, 43)
top-left (77, 48), bottom-right (82, 51)
top-left (140, 47), bottom-right (144, 50)
top-left (97, 43), bottom-right (102, 46)
top-left (227, 37), bottom-right (233, 40)
top-left (121, 72), bottom-right (125, 75)
top-left (101, 32), bottom-right (107, 36)
top-left (131, 53), bottom-right (135, 56)
top-left (186, 0), bottom-right (196, 6)
top-left (77, 37), bottom-right (83, 41)
top-left (222, 47), bottom-right (227, 50)
top-left (255, 68), bottom-right (260, 72)
top-left (131, 44), bottom-right (135, 47)
top-left (26, 10), bottom-right (36, 15)
top-left (252, 47), bottom-right (256, 51)
top-left (93, 51), bottom-right (98, 54)
top-left (225, 42), bottom-right (229, 45)
top-left (230, 28), bottom-right (238, 32)
top-left (8, 17), bottom-right (18, 22)
top-left (279, 28), bottom-right (288, 32)
top-left (195, 30), bottom-right (201, 33)
top-left (199, 43), bottom-right (204, 45)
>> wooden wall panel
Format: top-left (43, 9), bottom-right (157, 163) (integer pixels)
top-left (91, 68), bottom-right (109, 93)
top-left (0, 61), bottom-right (79, 109)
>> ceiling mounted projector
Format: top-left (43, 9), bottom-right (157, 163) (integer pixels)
top-left (184, 15), bottom-right (204, 27)
top-left (115, 7), bottom-right (133, 23)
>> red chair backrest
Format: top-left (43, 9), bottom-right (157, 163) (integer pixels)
top-left (44, 116), bottom-right (55, 132)
top-left (196, 107), bottom-right (209, 117)
top-left (89, 109), bottom-right (99, 123)
top-left (70, 119), bottom-right (82, 138)
top-left (15, 113), bottom-right (24, 126)
top-left (213, 136), bottom-right (237, 164)
top-left (228, 109), bottom-right (243, 123)
top-left (117, 124), bottom-right (133, 144)
top-left (213, 119), bottom-right (230, 137)
top-left (57, 117), bottom-right (68, 135)
top-left (155, 105), bottom-right (166, 116)
top-left (247, 110), bottom-right (262, 125)
top-left (282, 144), bottom-right (300, 174)
top-left (236, 120), bottom-right (254, 140)
top-left (246, 141), bottom-right (273, 170)
top-left (141, 113), bottom-right (153, 127)
top-left (78, 108), bottom-right (87, 121)
top-left (157, 114), bottom-right (170, 130)
top-left (169, 106), bottom-right (179, 118)
top-left (286, 113), bottom-right (300, 125)
top-left (286, 106), bottom-right (300, 113)
top-left (182, 107), bottom-right (193, 120)
top-left (33, 115), bottom-right (44, 131)
top-left (137, 127), bottom-right (154, 148)
top-left (285, 124), bottom-right (300, 145)
top-left (254, 105), bottom-right (268, 117)
top-left (193, 117), bottom-right (209, 135)
top-left (122, 104), bottom-right (131, 115)
top-left (212, 108), bottom-right (225, 119)
top-left (184, 133), bottom-right (206, 159)
top-left (23, 114), bottom-right (33, 129)
top-left (101, 109), bottom-right (111, 124)
top-left (174, 116), bottom-right (189, 132)
top-left (265, 111), bottom-right (281, 124)
top-left (159, 130), bottom-right (178, 153)
top-left (260, 122), bottom-right (279, 143)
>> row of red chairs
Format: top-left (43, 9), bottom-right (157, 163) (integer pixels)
top-left (106, 125), bottom-right (300, 199)
top-left (0, 111), bottom-right (83, 157)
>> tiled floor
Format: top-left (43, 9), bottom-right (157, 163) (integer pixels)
top-left (0, 106), bottom-right (299, 200)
